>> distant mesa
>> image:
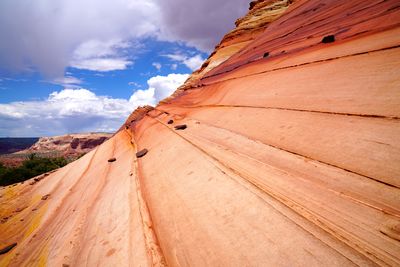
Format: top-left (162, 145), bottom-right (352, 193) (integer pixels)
top-left (0, 138), bottom-right (38, 155)
top-left (0, 132), bottom-right (112, 168)
top-left (24, 132), bottom-right (112, 156)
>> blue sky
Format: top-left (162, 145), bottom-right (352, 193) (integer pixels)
top-left (0, 39), bottom-right (206, 103)
top-left (0, 0), bottom-right (249, 137)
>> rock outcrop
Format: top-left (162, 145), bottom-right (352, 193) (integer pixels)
top-left (0, 133), bottom-right (111, 167)
top-left (1, 0), bottom-right (400, 266)
top-left (163, 0), bottom-right (295, 101)
top-left (16, 132), bottom-right (112, 158)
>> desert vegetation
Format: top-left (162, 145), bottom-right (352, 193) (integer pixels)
top-left (0, 153), bottom-right (68, 186)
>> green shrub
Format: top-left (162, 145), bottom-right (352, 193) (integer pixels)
top-left (0, 154), bottom-right (68, 186)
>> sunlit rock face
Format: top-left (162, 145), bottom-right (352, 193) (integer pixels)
top-left (1, 0), bottom-right (400, 266)
top-left (16, 133), bottom-right (112, 157)
top-left (164, 0), bottom-right (295, 100)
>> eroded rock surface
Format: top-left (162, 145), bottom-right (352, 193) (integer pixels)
top-left (163, 0), bottom-right (295, 102)
top-left (16, 133), bottom-right (112, 157)
top-left (1, 0), bottom-right (400, 266)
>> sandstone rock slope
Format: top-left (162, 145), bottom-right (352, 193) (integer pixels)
top-left (1, 0), bottom-right (400, 266)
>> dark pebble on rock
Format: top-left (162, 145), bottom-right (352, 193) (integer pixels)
top-left (136, 149), bottom-right (148, 158)
top-left (167, 119), bottom-right (174, 124)
top-left (41, 194), bottom-right (50, 200)
top-left (108, 158), bottom-right (116, 162)
top-left (0, 243), bottom-right (17, 255)
top-left (174, 124), bottom-right (187, 130)
top-left (322, 34), bottom-right (335, 43)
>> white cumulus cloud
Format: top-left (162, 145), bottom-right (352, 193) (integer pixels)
top-left (0, 0), bottom-right (248, 77)
top-left (50, 76), bottom-right (83, 88)
top-left (0, 0), bottom-right (159, 77)
top-left (164, 53), bottom-right (205, 71)
top-left (0, 73), bottom-right (189, 136)
top-left (152, 62), bottom-right (162, 71)
top-left (0, 89), bottom-right (134, 136)
top-left (69, 39), bottom-right (134, 72)
top-left (129, 73), bottom-right (189, 105)
top-left (183, 55), bottom-right (205, 71)
top-left (70, 58), bottom-right (132, 72)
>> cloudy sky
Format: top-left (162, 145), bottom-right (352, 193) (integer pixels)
top-left (0, 0), bottom-right (249, 137)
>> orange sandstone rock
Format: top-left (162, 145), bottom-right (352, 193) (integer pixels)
top-left (1, 0), bottom-right (400, 266)
top-left (163, 0), bottom-right (295, 101)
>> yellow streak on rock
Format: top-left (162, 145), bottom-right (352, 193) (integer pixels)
top-left (0, 248), bottom-right (16, 267)
top-left (3, 186), bottom-right (15, 200)
top-left (24, 201), bottom-right (48, 239)
top-left (37, 244), bottom-right (49, 267)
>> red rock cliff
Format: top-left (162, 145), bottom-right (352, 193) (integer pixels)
top-left (1, 0), bottom-right (400, 266)
top-left (17, 133), bottom-right (112, 157)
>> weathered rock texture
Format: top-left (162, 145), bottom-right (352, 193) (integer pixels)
top-left (163, 0), bottom-right (295, 100)
top-left (1, 0), bottom-right (400, 266)
top-left (17, 133), bottom-right (112, 157)
top-left (0, 133), bottom-right (111, 167)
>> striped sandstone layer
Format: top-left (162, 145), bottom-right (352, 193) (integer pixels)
top-left (1, 0), bottom-right (399, 266)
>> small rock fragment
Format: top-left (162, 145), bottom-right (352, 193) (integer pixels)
top-left (322, 34), bottom-right (335, 43)
top-left (249, 0), bottom-right (257, 10)
top-left (41, 194), bottom-right (50, 200)
top-left (136, 149), bottom-right (148, 158)
top-left (0, 243), bottom-right (17, 255)
top-left (167, 119), bottom-right (174, 124)
top-left (108, 158), bottom-right (116, 162)
top-left (174, 124), bottom-right (187, 130)
top-left (15, 206), bottom-right (27, 212)
top-left (30, 174), bottom-right (48, 185)
top-left (201, 61), bottom-right (209, 69)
